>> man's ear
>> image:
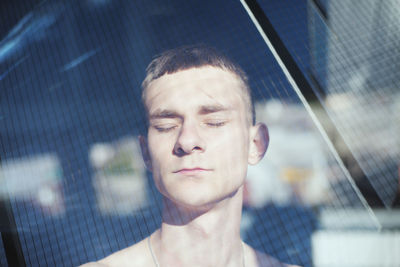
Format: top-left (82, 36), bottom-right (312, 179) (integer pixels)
top-left (248, 123), bottom-right (269, 165)
top-left (139, 135), bottom-right (152, 171)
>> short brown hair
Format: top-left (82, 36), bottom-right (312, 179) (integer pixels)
top-left (142, 44), bottom-right (255, 125)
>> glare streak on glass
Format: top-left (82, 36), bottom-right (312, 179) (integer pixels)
top-left (61, 48), bottom-right (101, 71)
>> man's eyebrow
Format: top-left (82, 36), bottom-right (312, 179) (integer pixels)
top-left (198, 104), bottom-right (231, 115)
top-left (149, 110), bottom-right (181, 119)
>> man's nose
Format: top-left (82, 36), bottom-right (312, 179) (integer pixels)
top-left (173, 122), bottom-right (205, 156)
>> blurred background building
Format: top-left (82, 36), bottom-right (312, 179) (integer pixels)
top-left (309, 0), bottom-right (400, 207)
top-left (308, 0), bottom-right (400, 266)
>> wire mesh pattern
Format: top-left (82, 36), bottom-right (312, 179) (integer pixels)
top-left (308, 0), bottom-right (400, 207)
top-left (0, 0), bottom-right (394, 266)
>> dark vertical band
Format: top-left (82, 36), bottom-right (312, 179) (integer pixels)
top-left (0, 198), bottom-right (26, 267)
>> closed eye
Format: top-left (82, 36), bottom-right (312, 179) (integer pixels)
top-left (153, 124), bottom-right (178, 132)
top-left (205, 121), bottom-right (227, 127)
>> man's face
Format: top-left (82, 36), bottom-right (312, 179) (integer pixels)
top-left (143, 66), bottom-right (254, 209)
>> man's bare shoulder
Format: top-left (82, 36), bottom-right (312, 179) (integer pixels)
top-left (80, 237), bottom-right (152, 267)
top-left (244, 243), bottom-right (301, 267)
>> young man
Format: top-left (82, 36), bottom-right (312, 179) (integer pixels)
top-left (83, 45), bottom-right (298, 266)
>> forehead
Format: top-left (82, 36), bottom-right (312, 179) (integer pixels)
top-left (144, 67), bottom-right (247, 112)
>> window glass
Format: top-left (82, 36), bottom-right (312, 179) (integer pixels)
top-left (1, 1), bottom-right (394, 266)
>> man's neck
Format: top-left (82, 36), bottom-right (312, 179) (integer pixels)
top-left (152, 187), bottom-right (245, 267)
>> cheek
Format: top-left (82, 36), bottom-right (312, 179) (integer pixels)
top-left (213, 127), bottom-right (250, 166)
top-left (147, 134), bottom-right (174, 168)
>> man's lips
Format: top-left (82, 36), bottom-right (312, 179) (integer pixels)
top-left (173, 168), bottom-right (211, 174)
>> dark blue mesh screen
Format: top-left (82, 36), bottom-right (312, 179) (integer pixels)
top-left (1, 0), bottom-right (396, 266)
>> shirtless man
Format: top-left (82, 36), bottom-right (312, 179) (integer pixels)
top-left (82, 45), bottom-right (299, 267)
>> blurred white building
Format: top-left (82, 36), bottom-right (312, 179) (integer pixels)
top-left (246, 100), bottom-right (331, 207)
top-left (309, 0), bottom-right (400, 207)
top-left (90, 136), bottom-right (148, 215)
top-left (308, 1), bottom-right (400, 266)
top-left (0, 153), bottom-right (65, 215)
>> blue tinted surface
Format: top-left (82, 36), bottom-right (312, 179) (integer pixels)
top-left (257, 0), bottom-right (310, 80)
top-left (1, 1), bottom-right (312, 266)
